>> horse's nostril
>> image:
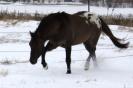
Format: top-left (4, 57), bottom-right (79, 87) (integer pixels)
top-left (30, 60), bottom-right (37, 65)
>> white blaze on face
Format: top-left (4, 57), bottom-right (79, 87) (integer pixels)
top-left (79, 12), bottom-right (101, 28)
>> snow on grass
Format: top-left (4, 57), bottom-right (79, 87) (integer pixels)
top-left (0, 19), bottom-right (133, 88)
top-left (0, 4), bottom-right (132, 88)
top-left (0, 68), bottom-right (8, 77)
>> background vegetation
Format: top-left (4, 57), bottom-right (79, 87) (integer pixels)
top-left (0, 10), bottom-right (132, 27)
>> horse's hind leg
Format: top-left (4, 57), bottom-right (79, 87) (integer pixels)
top-left (84, 54), bottom-right (91, 70)
top-left (84, 43), bottom-right (97, 70)
top-left (65, 46), bottom-right (72, 74)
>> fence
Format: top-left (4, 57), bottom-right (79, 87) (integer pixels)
top-left (0, 31), bottom-right (133, 64)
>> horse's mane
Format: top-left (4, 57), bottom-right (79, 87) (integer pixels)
top-left (41, 12), bottom-right (69, 25)
top-left (34, 12), bottom-right (69, 35)
top-left (74, 11), bottom-right (87, 15)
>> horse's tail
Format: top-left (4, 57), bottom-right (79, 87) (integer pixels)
top-left (99, 17), bottom-right (129, 48)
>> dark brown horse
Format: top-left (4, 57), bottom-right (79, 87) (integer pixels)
top-left (29, 11), bottom-right (129, 74)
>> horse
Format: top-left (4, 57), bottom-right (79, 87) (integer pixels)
top-left (29, 11), bottom-right (129, 74)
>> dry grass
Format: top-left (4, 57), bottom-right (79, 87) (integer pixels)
top-left (102, 15), bottom-right (133, 27)
top-left (0, 59), bottom-right (29, 65)
top-left (0, 59), bottom-right (14, 65)
top-left (0, 10), bottom-right (132, 27)
top-left (0, 10), bottom-right (44, 21)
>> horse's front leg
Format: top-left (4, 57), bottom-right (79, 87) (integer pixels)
top-left (41, 47), bottom-right (48, 70)
top-left (65, 46), bottom-right (72, 74)
top-left (41, 41), bottom-right (58, 70)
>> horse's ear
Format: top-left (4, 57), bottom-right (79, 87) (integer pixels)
top-left (30, 31), bottom-right (34, 37)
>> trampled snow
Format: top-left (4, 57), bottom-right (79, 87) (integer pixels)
top-left (0, 3), bottom-right (133, 88)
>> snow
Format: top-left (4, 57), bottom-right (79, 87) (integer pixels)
top-left (0, 3), bottom-right (133, 88)
top-left (0, 4), bottom-right (133, 16)
top-left (0, 20), bottom-right (133, 88)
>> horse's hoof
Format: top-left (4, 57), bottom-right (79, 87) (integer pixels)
top-left (93, 61), bottom-right (98, 67)
top-left (42, 63), bottom-right (48, 70)
top-left (84, 62), bottom-right (90, 71)
top-left (84, 68), bottom-right (89, 71)
top-left (66, 70), bottom-right (71, 74)
top-left (43, 65), bottom-right (48, 70)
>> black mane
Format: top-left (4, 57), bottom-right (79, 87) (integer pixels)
top-left (34, 12), bottom-right (69, 35)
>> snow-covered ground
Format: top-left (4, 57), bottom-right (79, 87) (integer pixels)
top-left (0, 3), bottom-right (133, 88)
top-left (0, 20), bottom-right (133, 88)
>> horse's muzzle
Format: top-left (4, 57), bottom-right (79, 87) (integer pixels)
top-left (30, 59), bottom-right (37, 65)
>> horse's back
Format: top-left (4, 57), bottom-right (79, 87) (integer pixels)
top-left (67, 14), bottom-right (101, 45)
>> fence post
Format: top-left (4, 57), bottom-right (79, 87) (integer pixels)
top-left (88, 0), bottom-right (90, 12)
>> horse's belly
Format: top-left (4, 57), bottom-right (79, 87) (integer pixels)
top-left (71, 34), bottom-right (90, 45)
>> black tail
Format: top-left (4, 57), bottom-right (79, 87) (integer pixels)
top-left (99, 17), bottom-right (129, 48)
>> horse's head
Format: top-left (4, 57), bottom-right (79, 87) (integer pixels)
top-left (29, 12), bottom-right (68, 64)
top-left (29, 31), bottom-right (44, 64)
